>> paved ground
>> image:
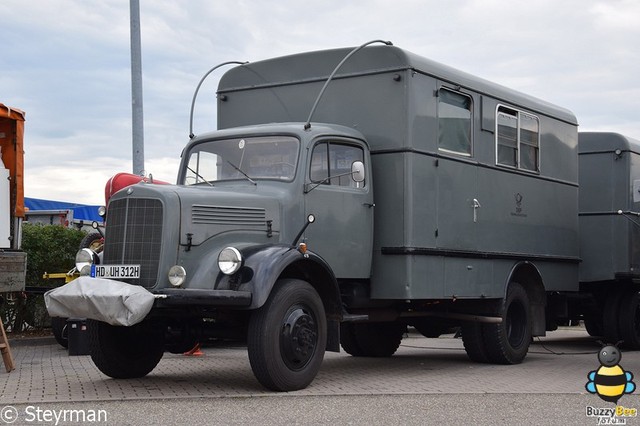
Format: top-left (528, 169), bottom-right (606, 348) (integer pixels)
top-left (1, 326), bottom-right (639, 425)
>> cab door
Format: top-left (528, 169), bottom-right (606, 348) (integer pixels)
top-left (304, 138), bottom-right (373, 279)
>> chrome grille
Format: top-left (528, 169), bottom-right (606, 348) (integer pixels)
top-left (103, 198), bottom-right (163, 288)
top-left (192, 205), bottom-right (266, 227)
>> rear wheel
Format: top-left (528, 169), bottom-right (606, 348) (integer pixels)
top-left (483, 282), bottom-right (532, 364)
top-left (248, 279), bottom-right (327, 391)
top-left (618, 288), bottom-right (640, 350)
top-left (584, 315), bottom-right (603, 337)
top-left (89, 320), bottom-right (164, 378)
top-left (461, 321), bottom-right (490, 363)
top-left (339, 322), bottom-right (364, 356)
top-left (603, 290), bottom-right (624, 344)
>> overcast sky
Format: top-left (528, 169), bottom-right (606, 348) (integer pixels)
top-left (1, 0), bottom-right (639, 205)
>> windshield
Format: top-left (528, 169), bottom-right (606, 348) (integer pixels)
top-left (183, 135), bottom-right (299, 185)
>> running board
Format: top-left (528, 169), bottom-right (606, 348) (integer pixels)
top-left (342, 314), bottom-right (369, 322)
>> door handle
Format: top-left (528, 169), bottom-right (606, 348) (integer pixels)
top-left (473, 198), bottom-right (481, 223)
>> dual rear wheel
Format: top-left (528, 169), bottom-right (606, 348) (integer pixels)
top-left (461, 282), bottom-right (532, 364)
top-left (599, 287), bottom-right (640, 349)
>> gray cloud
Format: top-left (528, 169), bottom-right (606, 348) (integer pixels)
top-left (1, 0), bottom-right (638, 203)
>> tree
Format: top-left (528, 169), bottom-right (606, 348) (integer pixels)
top-left (1, 223), bottom-right (85, 332)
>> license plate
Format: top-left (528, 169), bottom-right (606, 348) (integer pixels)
top-left (91, 264), bottom-right (141, 279)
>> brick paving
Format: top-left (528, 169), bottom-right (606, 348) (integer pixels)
top-left (2, 326), bottom-right (638, 404)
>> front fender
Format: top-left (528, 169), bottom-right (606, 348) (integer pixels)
top-left (217, 244), bottom-right (340, 313)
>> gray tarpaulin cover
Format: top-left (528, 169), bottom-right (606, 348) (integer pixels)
top-left (44, 277), bottom-right (155, 326)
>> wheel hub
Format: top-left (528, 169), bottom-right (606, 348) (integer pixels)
top-left (280, 307), bottom-right (317, 371)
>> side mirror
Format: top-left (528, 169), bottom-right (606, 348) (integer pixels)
top-left (351, 161), bottom-right (365, 183)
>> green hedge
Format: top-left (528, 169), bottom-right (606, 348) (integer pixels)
top-left (1, 223), bottom-right (85, 332)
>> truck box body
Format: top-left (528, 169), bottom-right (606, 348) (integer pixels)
top-left (579, 132), bottom-right (640, 283)
top-left (217, 46), bottom-right (580, 300)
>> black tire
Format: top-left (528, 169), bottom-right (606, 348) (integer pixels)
top-left (89, 319), bottom-right (164, 379)
top-left (80, 232), bottom-right (103, 252)
top-left (603, 290), bottom-right (624, 345)
top-left (339, 322), bottom-right (364, 356)
top-left (618, 288), bottom-right (640, 350)
top-left (584, 315), bottom-right (604, 337)
top-left (51, 316), bottom-right (69, 348)
top-left (461, 321), bottom-right (490, 363)
top-left (342, 322), bottom-right (405, 357)
top-left (248, 279), bottom-right (327, 391)
top-left (482, 282), bottom-right (532, 364)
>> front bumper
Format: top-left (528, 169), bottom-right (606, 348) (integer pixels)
top-left (45, 277), bottom-right (155, 326)
top-left (153, 288), bottom-right (252, 307)
top-left (45, 277), bottom-right (253, 327)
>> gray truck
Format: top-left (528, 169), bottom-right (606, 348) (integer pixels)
top-left (46, 43), bottom-right (640, 391)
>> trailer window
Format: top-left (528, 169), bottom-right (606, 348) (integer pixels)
top-left (310, 142), bottom-right (364, 187)
top-left (496, 106), bottom-right (539, 172)
top-left (438, 89), bottom-right (472, 156)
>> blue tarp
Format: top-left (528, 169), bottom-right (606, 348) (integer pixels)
top-left (24, 197), bottom-right (102, 223)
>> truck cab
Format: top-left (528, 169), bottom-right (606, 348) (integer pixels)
top-left (175, 123), bottom-right (373, 282)
top-left (49, 121), bottom-right (373, 391)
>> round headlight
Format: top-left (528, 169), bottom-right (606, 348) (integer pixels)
top-left (168, 265), bottom-right (187, 287)
top-left (218, 247), bottom-right (243, 275)
top-left (97, 205), bottom-right (107, 217)
top-left (75, 248), bottom-right (98, 274)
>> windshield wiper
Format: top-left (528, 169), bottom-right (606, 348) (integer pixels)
top-left (227, 160), bottom-right (257, 185)
top-left (187, 166), bottom-right (214, 186)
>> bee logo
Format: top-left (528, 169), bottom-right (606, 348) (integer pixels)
top-left (586, 343), bottom-right (636, 404)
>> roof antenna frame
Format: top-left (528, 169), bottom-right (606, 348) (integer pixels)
top-left (189, 61), bottom-right (248, 139)
top-left (304, 39), bottom-right (393, 131)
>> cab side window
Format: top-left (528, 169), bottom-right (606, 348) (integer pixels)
top-left (310, 142), bottom-right (364, 187)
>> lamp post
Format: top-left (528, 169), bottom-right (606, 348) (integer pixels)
top-left (130, 0), bottom-right (144, 176)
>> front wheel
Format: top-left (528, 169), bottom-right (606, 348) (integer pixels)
top-left (89, 320), bottom-right (165, 379)
top-left (248, 279), bottom-right (327, 391)
top-left (51, 316), bottom-right (69, 348)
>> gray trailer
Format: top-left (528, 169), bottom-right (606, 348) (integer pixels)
top-left (46, 43), bottom-right (637, 391)
top-left (577, 132), bottom-right (640, 348)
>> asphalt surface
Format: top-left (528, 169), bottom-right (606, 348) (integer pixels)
top-left (1, 326), bottom-right (639, 425)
